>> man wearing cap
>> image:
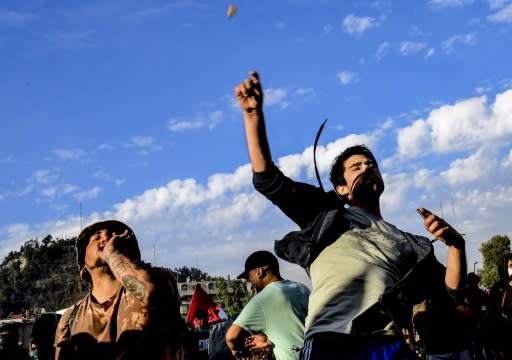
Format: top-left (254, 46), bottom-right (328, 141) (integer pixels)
top-left (225, 251), bottom-right (310, 360)
top-left (54, 220), bottom-right (187, 360)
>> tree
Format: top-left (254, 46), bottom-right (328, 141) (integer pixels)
top-left (479, 234), bottom-right (511, 288)
top-left (0, 236), bottom-right (89, 318)
top-left (214, 277), bottom-right (250, 317)
top-left (173, 266), bottom-right (210, 282)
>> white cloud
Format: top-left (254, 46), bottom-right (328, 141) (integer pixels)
top-left (93, 170), bottom-right (125, 186)
top-left (34, 169), bottom-right (58, 184)
top-left (441, 33), bottom-right (476, 53)
top-left (168, 111), bottom-right (224, 132)
top-left (503, 149), bottom-right (512, 168)
top-left (475, 86), bottom-right (491, 94)
top-left (342, 14), bottom-right (377, 35)
top-left (40, 187), bottom-right (57, 199)
top-left (396, 119), bottom-right (430, 158)
top-left (97, 143), bottom-right (113, 151)
top-left (62, 184), bottom-right (79, 195)
top-left (74, 186), bottom-right (102, 200)
top-left (396, 89), bottom-right (512, 157)
top-left (53, 148), bottom-right (85, 160)
top-left (264, 88), bottom-right (289, 109)
top-left (488, 3), bottom-right (512, 23)
top-left (441, 147), bottom-right (496, 185)
top-left (41, 184), bottom-right (79, 199)
top-left (127, 136), bottom-right (162, 155)
top-left (336, 71), bottom-right (360, 85)
top-left (399, 41), bottom-right (427, 56)
top-left (323, 24), bottom-right (333, 34)
top-left (488, 0), bottom-right (508, 9)
top-left (425, 48), bottom-right (435, 57)
top-left (376, 42), bottom-right (389, 60)
top-left (295, 88), bottom-right (314, 96)
top-left (429, 0), bottom-right (474, 7)
top-left (168, 118), bottom-right (204, 132)
top-left (130, 136), bottom-right (155, 147)
top-left (501, 78), bottom-right (512, 89)
top-left (380, 173), bottom-right (413, 213)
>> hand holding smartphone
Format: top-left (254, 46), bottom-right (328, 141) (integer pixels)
top-left (417, 208), bottom-right (451, 246)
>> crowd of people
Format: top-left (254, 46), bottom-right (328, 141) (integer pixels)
top-left (1, 70), bottom-right (511, 360)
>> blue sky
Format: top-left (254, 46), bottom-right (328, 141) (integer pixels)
top-left (1, 0), bottom-right (511, 286)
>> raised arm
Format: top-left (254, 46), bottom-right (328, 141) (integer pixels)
top-left (100, 230), bottom-right (155, 306)
top-left (418, 208), bottom-right (466, 290)
top-left (235, 71), bottom-right (272, 172)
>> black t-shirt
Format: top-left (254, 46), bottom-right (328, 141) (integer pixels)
top-left (192, 326), bottom-right (210, 360)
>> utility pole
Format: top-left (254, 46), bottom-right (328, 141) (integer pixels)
top-left (473, 261), bottom-right (478, 273)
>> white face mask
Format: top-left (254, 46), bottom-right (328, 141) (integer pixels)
top-left (508, 268), bottom-right (512, 277)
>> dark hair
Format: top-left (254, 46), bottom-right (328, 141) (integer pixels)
top-left (194, 309), bottom-right (209, 321)
top-left (497, 253), bottom-right (512, 284)
top-left (329, 144), bottom-right (378, 188)
top-left (467, 272), bottom-right (480, 284)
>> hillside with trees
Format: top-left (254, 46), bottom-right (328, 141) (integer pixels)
top-left (0, 235), bottom-right (89, 318)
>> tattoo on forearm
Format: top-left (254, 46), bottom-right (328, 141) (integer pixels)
top-left (106, 252), bottom-right (149, 302)
top-left (122, 275), bottom-right (147, 301)
top-left (108, 252), bottom-right (128, 276)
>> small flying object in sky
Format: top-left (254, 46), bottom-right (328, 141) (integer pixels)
top-left (227, 4), bottom-right (237, 18)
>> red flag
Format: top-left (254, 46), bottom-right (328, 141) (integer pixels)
top-left (186, 284), bottom-right (222, 328)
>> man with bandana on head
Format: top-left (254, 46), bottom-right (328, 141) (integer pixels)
top-left (234, 71), bottom-right (467, 360)
top-left (54, 220), bottom-right (188, 360)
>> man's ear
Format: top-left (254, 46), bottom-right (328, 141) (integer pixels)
top-left (336, 185), bottom-right (349, 197)
top-left (257, 267), bottom-right (266, 279)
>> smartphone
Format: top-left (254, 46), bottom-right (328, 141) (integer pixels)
top-left (417, 208), bottom-right (448, 245)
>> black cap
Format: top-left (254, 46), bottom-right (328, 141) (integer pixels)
top-left (76, 220), bottom-right (140, 278)
top-left (237, 250), bottom-right (279, 279)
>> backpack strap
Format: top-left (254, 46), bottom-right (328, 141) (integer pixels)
top-left (67, 301), bottom-right (81, 335)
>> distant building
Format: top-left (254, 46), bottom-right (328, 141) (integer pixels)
top-left (0, 317), bottom-right (35, 351)
top-left (177, 279), bottom-right (251, 318)
top-left (0, 308), bottom-right (59, 351)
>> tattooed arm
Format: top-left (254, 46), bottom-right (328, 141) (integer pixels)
top-left (101, 230), bottom-right (155, 306)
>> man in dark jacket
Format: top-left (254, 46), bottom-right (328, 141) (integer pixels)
top-left (234, 71), bottom-right (467, 359)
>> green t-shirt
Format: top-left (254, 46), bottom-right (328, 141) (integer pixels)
top-left (234, 280), bottom-right (310, 360)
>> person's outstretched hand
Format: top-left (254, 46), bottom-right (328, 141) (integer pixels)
top-left (235, 71), bottom-right (263, 114)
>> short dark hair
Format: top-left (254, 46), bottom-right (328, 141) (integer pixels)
top-left (194, 309), bottom-right (208, 321)
top-left (329, 145), bottom-right (378, 187)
